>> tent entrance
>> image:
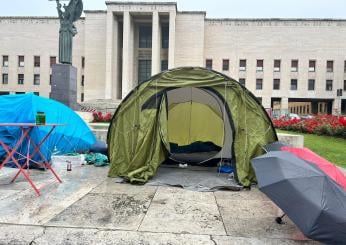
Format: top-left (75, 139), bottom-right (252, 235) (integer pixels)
top-left (165, 87), bottom-right (232, 164)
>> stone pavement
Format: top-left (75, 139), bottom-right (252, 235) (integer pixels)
top-left (0, 165), bottom-right (320, 245)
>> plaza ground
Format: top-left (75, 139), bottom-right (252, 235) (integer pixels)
top-left (0, 164), bottom-right (323, 245)
top-left (278, 130), bottom-right (346, 168)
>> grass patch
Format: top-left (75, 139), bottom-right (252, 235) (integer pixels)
top-left (277, 130), bottom-right (346, 168)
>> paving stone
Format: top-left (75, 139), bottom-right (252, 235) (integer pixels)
top-left (139, 186), bottom-right (226, 235)
top-left (213, 235), bottom-right (320, 245)
top-left (48, 190), bottom-right (155, 230)
top-left (215, 196), bottom-right (302, 240)
top-left (0, 224), bottom-right (44, 245)
top-left (0, 165), bottom-right (108, 225)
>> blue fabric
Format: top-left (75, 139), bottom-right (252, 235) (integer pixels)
top-left (0, 94), bottom-right (96, 166)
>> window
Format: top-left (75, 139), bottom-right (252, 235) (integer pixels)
top-left (161, 26), bottom-right (169, 49)
top-left (139, 25), bottom-right (152, 48)
top-left (308, 79), bottom-right (315, 91)
top-left (274, 60), bottom-right (281, 72)
top-left (161, 60), bottom-right (168, 71)
top-left (327, 60), bottom-right (334, 72)
top-left (33, 74), bottom-right (40, 85)
top-left (81, 56), bottom-right (85, 69)
top-left (239, 78), bottom-right (245, 86)
top-left (2, 56), bottom-right (8, 67)
top-left (50, 56), bottom-right (56, 67)
top-left (206, 59), bottom-right (213, 69)
top-left (81, 75), bottom-right (84, 86)
top-left (18, 74), bottom-right (24, 85)
top-left (50, 75), bottom-right (52, 85)
top-left (273, 79), bottom-right (280, 90)
top-left (33, 92), bottom-right (39, 96)
top-left (290, 79), bottom-right (298, 90)
top-left (239, 59), bottom-right (246, 71)
top-left (138, 60), bottom-right (151, 83)
top-left (2, 74), bottom-right (8, 84)
top-left (291, 60), bottom-right (298, 72)
top-left (309, 60), bottom-right (316, 72)
top-left (81, 93), bottom-right (84, 102)
top-left (18, 56), bottom-right (24, 67)
top-left (256, 79), bottom-right (263, 90)
top-left (344, 80), bottom-right (346, 91)
top-left (256, 59), bottom-right (263, 71)
top-left (344, 61), bottom-right (346, 73)
top-left (326, 80), bottom-right (333, 91)
top-left (222, 59), bottom-right (229, 71)
top-left (34, 56), bottom-right (40, 67)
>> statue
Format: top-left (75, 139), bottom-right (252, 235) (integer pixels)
top-left (56, 0), bottom-right (83, 64)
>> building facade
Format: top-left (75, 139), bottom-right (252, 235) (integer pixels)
top-left (1, 1), bottom-right (346, 114)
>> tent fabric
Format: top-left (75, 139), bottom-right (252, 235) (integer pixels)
top-left (0, 93), bottom-right (96, 164)
top-left (108, 67), bottom-right (277, 186)
top-left (281, 147), bottom-right (346, 191)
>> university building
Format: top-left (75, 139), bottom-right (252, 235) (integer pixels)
top-left (0, 1), bottom-right (346, 114)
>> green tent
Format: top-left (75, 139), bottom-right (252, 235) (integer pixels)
top-left (108, 67), bottom-right (277, 187)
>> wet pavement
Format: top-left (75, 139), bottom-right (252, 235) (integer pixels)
top-left (0, 164), bottom-right (321, 245)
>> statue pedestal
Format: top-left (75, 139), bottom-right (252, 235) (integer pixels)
top-left (51, 64), bottom-right (79, 110)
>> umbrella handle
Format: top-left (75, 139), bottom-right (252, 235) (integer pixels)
top-left (275, 214), bottom-right (286, 224)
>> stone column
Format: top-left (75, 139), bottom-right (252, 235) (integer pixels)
top-left (105, 11), bottom-right (119, 99)
top-left (122, 11), bottom-right (132, 98)
top-left (281, 97), bottom-right (289, 116)
top-left (151, 11), bottom-right (161, 75)
top-left (168, 11), bottom-right (176, 69)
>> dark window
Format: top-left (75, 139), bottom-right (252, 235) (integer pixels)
top-left (0, 92), bottom-right (10, 95)
top-left (161, 25), bottom-right (169, 49)
top-left (273, 79), bottom-right (280, 90)
top-left (18, 56), bottom-right (24, 67)
top-left (139, 25), bottom-right (152, 48)
top-left (309, 60), bottom-right (316, 72)
top-left (50, 75), bottom-right (52, 85)
top-left (81, 75), bottom-right (85, 86)
top-left (2, 56), bottom-right (8, 67)
top-left (344, 61), bottom-right (346, 73)
top-left (290, 79), bottom-right (298, 90)
top-left (274, 60), bottom-right (281, 72)
top-left (239, 59), bottom-right (246, 71)
top-left (34, 56), bottom-right (40, 67)
top-left (161, 60), bottom-right (168, 71)
top-left (50, 56), bottom-right (56, 67)
top-left (256, 60), bottom-right (263, 71)
top-left (327, 60), bottom-right (334, 72)
top-left (82, 56), bottom-right (85, 68)
top-left (33, 74), bottom-right (40, 85)
top-left (206, 59), bottom-right (213, 69)
top-left (326, 80), bottom-right (333, 91)
top-left (16, 92), bottom-right (25, 94)
top-left (344, 80), bottom-right (346, 91)
top-left (138, 60), bottom-right (151, 83)
top-left (2, 74), bottom-right (8, 84)
top-left (256, 79), bottom-right (263, 90)
top-left (18, 74), bottom-right (24, 85)
top-left (291, 60), bottom-right (298, 72)
top-left (222, 59), bottom-right (229, 71)
top-left (81, 93), bottom-right (84, 102)
top-left (33, 92), bottom-right (39, 96)
top-left (257, 97), bottom-right (262, 103)
top-left (239, 78), bottom-right (245, 86)
top-left (308, 79), bottom-right (315, 91)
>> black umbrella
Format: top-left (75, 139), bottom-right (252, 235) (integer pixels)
top-left (251, 151), bottom-right (346, 245)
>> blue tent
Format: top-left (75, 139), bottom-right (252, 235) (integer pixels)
top-left (0, 94), bottom-right (96, 166)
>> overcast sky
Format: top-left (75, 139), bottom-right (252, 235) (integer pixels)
top-left (1, 0), bottom-right (346, 18)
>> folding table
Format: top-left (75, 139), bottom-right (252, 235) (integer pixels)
top-left (0, 123), bottom-right (64, 196)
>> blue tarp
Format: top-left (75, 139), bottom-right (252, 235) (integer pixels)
top-left (0, 94), bottom-right (96, 166)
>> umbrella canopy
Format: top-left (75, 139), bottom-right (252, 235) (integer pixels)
top-left (251, 151), bottom-right (346, 244)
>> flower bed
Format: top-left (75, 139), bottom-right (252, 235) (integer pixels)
top-left (272, 115), bottom-right (346, 138)
top-left (92, 111), bottom-right (113, 123)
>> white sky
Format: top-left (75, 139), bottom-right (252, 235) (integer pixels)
top-left (1, 0), bottom-right (346, 18)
